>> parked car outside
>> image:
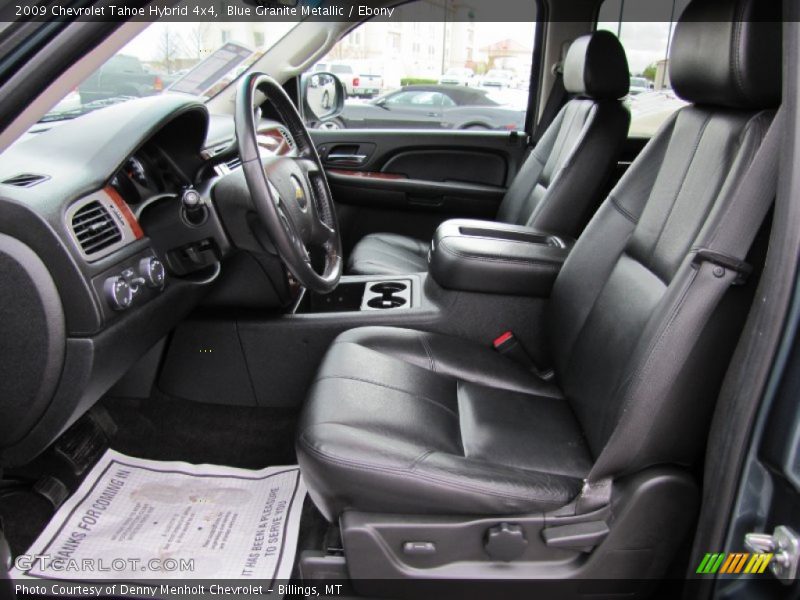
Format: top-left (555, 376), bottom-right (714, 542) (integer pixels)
top-left (320, 84), bottom-right (525, 131)
top-left (629, 76), bottom-right (654, 95)
top-left (626, 89), bottom-right (688, 137)
top-left (479, 68), bottom-right (517, 89)
top-left (314, 62), bottom-right (382, 98)
top-left (77, 54), bottom-right (164, 103)
top-left (438, 67), bottom-right (476, 86)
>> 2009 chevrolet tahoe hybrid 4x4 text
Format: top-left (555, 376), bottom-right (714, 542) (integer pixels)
top-left (0, 1), bottom-right (797, 599)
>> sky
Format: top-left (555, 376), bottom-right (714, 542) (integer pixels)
top-left (599, 21), bottom-right (675, 74)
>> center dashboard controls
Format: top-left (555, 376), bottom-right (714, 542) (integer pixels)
top-left (102, 254), bottom-right (166, 311)
top-left (104, 276), bottom-right (133, 311)
top-left (139, 256), bottom-right (166, 289)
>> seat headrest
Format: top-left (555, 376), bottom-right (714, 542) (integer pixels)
top-left (670, 0), bottom-right (781, 109)
top-left (563, 30), bottom-right (629, 100)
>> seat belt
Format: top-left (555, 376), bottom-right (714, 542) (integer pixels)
top-left (531, 43), bottom-right (571, 144)
top-left (577, 107), bottom-right (784, 513)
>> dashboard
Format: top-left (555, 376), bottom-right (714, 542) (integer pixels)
top-left (0, 94), bottom-right (292, 466)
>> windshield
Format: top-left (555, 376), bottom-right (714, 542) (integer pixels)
top-left (41, 21), bottom-right (296, 123)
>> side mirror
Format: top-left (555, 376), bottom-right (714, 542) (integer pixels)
top-left (302, 72), bottom-right (345, 124)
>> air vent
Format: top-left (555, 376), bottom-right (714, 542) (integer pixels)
top-left (70, 201), bottom-right (122, 256)
top-left (278, 127), bottom-right (296, 151)
top-left (1, 173), bottom-right (49, 188)
top-left (225, 156), bottom-right (242, 171)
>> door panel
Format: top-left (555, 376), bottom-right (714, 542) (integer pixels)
top-left (309, 129), bottom-right (528, 252)
top-left (382, 149), bottom-right (506, 186)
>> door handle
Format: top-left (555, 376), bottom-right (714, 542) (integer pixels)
top-left (327, 154), bottom-right (367, 165)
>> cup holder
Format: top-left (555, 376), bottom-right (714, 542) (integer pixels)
top-left (367, 296), bottom-right (407, 309)
top-left (362, 279), bottom-right (412, 311)
top-left (369, 282), bottom-right (407, 294)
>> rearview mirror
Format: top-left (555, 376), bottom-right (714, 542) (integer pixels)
top-left (302, 72), bottom-right (344, 124)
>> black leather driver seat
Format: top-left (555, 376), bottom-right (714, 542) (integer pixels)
top-left (299, 0), bottom-right (781, 526)
top-left (347, 30), bottom-right (631, 275)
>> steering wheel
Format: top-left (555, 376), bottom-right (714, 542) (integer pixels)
top-left (235, 73), bottom-right (342, 294)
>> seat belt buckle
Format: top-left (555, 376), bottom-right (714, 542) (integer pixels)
top-left (493, 331), bottom-right (553, 380)
top-left (691, 248), bottom-right (752, 285)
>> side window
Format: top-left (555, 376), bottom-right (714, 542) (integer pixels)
top-left (387, 91), bottom-right (445, 107)
top-left (308, 2), bottom-right (537, 132)
top-left (383, 91), bottom-right (419, 106)
top-left (598, 0), bottom-right (691, 138)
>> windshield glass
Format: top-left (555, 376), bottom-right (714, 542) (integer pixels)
top-left (41, 21), bottom-right (296, 123)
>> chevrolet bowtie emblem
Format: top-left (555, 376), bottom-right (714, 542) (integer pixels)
top-left (290, 176), bottom-right (307, 210)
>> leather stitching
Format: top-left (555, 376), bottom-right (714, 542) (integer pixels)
top-left (418, 333), bottom-right (437, 372)
top-left (409, 449), bottom-right (435, 470)
top-left (609, 194), bottom-right (638, 224)
top-left (647, 112), bottom-right (712, 264)
top-left (313, 374), bottom-right (459, 419)
top-left (298, 433), bottom-right (576, 505)
top-left (360, 245), bottom-right (426, 269)
top-left (439, 240), bottom-right (562, 268)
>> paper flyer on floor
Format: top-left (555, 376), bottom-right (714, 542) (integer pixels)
top-left (10, 449), bottom-right (307, 582)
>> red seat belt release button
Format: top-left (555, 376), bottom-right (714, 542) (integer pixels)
top-left (493, 331), bottom-right (528, 363)
top-left (493, 331), bottom-right (514, 349)
top-left (492, 331), bottom-right (553, 380)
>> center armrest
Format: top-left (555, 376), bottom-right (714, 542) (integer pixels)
top-left (429, 219), bottom-right (574, 296)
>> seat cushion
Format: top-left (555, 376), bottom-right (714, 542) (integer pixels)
top-left (296, 327), bottom-right (592, 520)
top-left (347, 233), bottom-right (429, 275)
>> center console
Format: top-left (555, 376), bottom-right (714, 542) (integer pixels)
top-left (162, 220), bottom-right (571, 408)
top-left (429, 219), bottom-right (574, 296)
top-left (294, 276), bottom-right (418, 314)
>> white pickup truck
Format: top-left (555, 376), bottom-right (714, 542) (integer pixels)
top-left (314, 62), bottom-right (382, 98)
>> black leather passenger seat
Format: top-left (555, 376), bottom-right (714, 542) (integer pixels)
top-left (297, 0), bottom-right (782, 583)
top-left (347, 30), bottom-right (631, 275)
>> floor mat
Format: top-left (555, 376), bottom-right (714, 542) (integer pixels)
top-left (10, 449), bottom-right (306, 583)
top-left (102, 393), bottom-right (299, 469)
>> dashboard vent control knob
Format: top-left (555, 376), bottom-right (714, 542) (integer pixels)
top-left (104, 276), bottom-right (133, 311)
top-left (139, 257), bottom-right (166, 289)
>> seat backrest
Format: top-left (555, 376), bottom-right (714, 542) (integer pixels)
top-left (497, 30), bottom-right (630, 237)
top-left (546, 0), bottom-right (781, 479)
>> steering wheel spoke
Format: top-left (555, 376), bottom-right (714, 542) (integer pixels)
top-left (295, 157), bottom-right (321, 176)
top-left (234, 73), bottom-right (343, 293)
